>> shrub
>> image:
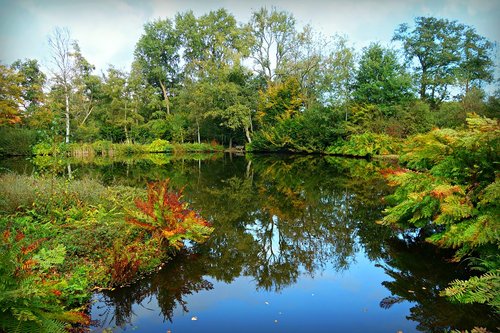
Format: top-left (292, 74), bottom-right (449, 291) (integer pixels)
top-left (380, 114), bottom-right (500, 309)
top-left (0, 227), bottom-right (87, 332)
top-left (327, 132), bottom-right (402, 157)
top-left (148, 139), bottom-right (173, 153)
top-left (126, 179), bottom-right (214, 249)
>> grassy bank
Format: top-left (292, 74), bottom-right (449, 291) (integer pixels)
top-left (0, 174), bottom-right (213, 332)
top-left (31, 139), bottom-right (224, 157)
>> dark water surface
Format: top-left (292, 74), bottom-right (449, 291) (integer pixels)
top-left (2, 154), bottom-right (497, 332)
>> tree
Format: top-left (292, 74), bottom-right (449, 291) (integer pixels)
top-left (458, 26), bottom-right (495, 94)
top-left (257, 76), bottom-right (304, 127)
top-left (205, 65), bottom-right (257, 145)
top-left (176, 9), bottom-right (250, 78)
top-left (134, 18), bottom-right (181, 115)
top-left (0, 64), bottom-right (23, 125)
top-left (10, 59), bottom-right (46, 117)
top-left (48, 27), bottom-right (74, 143)
top-left (70, 43), bottom-right (102, 129)
top-left (248, 7), bottom-right (296, 83)
top-left (322, 35), bottom-right (356, 119)
top-left (393, 17), bottom-right (494, 106)
top-left (282, 25), bottom-right (328, 108)
top-left (353, 43), bottom-right (413, 106)
top-left (100, 67), bottom-right (143, 143)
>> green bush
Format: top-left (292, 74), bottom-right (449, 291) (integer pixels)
top-left (172, 142), bottom-right (224, 153)
top-left (248, 108), bottom-right (344, 153)
top-left (148, 139), bottom-right (173, 153)
top-left (91, 140), bottom-right (113, 155)
top-left (327, 132), bottom-right (402, 157)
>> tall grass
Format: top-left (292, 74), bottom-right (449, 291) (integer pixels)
top-left (0, 127), bottom-right (38, 156)
top-left (0, 173), bottom-right (109, 213)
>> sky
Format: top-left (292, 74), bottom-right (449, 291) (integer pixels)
top-left (1, 0), bottom-right (499, 79)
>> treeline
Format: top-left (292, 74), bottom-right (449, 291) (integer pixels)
top-left (0, 8), bottom-right (498, 153)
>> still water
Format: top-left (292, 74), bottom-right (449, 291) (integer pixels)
top-left (2, 154), bottom-right (497, 332)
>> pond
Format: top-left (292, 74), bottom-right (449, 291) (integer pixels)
top-left (2, 154), bottom-right (497, 332)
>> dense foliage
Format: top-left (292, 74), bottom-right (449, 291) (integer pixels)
top-left (0, 10), bottom-right (497, 154)
top-left (380, 115), bottom-right (499, 310)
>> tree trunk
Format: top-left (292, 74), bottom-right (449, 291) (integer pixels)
top-left (196, 120), bottom-right (201, 144)
top-left (420, 67), bottom-right (427, 100)
top-left (159, 80), bottom-right (170, 115)
top-left (64, 86), bottom-right (70, 143)
top-left (245, 126), bottom-right (252, 143)
top-left (229, 136), bottom-right (233, 149)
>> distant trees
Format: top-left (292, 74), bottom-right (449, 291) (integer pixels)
top-left (352, 43), bottom-right (413, 106)
top-left (393, 16), bottom-right (494, 107)
top-left (134, 18), bottom-right (180, 115)
top-left (0, 11), bottom-right (497, 150)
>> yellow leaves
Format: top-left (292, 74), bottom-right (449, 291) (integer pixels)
top-left (430, 184), bottom-right (463, 199)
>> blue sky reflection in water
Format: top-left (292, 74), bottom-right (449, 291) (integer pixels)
top-left (91, 252), bottom-right (416, 333)
top-left (69, 155), bottom-right (498, 332)
top-left (1, 154), bottom-right (495, 331)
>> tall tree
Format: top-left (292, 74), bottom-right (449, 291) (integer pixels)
top-left (100, 67), bottom-right (143, 143)
top-left (393, 17), bottom-right (494, 106)
top-left (248, 7), bottom-right (296, 83)
top-left (283, 25), bottom-right (326, 108)
top-left (134, 18), bottom-right (180, 115)
top-left (70, 42), bottom-right (101, 128)
top-left (322, 35), bottom-right (356, 119)
top-left (205, 65), bottom-right (257, 145)
top-left (353, 43), bottom-right (413, 105)
top-left (176, 9), bottom-right (250, 78)
top-left (458, 26), bottom-right (495, 94)
top-left (48, 27), bottom-right (74, 143)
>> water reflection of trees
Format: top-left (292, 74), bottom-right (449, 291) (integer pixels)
top-left (85, 154), bottom-right (498, 331)
top-left (187, 155), bottom-right (389, 291)
top-left (376, 237), bottom-right (499, 332)
top-left (92, 252), bottom-right (213, 329)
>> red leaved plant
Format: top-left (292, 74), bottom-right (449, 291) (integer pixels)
top-left (126, 179), bottom-right (213, 249)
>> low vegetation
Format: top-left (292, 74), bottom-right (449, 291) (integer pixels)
top-left (0, 175), bottom-right (213, 331)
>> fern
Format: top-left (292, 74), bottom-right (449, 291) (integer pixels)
top-left (441, 269), bottom-right (500, 311)
top-left (126, 179), bottom-right (214, 249)
top-left (0, 227), bottom-right (85, 333)
top-left (381, 115), bottom-right (500, 309)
